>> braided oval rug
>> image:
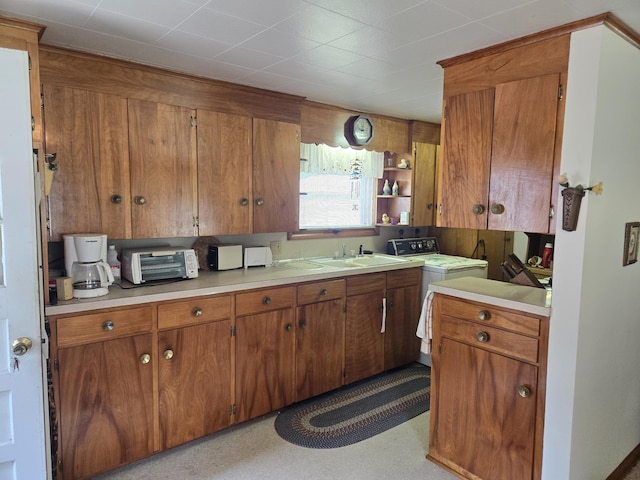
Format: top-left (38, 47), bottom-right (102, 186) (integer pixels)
top-left (274, 364), bottom-right (430, 449)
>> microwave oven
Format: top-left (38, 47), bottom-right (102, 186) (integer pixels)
top-left (121, 248), bottom-right (198, 284)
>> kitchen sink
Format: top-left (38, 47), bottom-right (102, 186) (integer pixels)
top-left (311, 255), bottom-right (409, 269)
top-left (279, 260), bottom-right (324, 270)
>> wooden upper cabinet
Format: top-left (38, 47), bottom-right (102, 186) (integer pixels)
top-left (128, 99), bottom-right (197, 238)
top-left (411, 142), bottom-right (438, 226)
top-left (252, 118), bottom-right (300, 233)
top-left (43, 84), bottom-right (131, 241)
top-left (489, 73), bottom-right (560, 232)
top-left (438, 74), bottom-right (561, 233)
top-left (197, 110), bottom-right (253, 235)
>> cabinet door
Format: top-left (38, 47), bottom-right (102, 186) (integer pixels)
top-left (438, 88), bottom-right (494, 229)
top-left (384, 285), bottom-right (421, 370)
top-left (252, 118), bottom-right (300, 233)
top-left (296, 299), bottom-right (345, 401)
top-left (433, 338), bottom-right (537, 479)
top-left (158, 321), bottom-right (231, 450)
top-left (58, 334), bottom-right (154, 479)
top-left (128, 98), bottom-right (197, 238)
top-left (197, 110), bottom-right (253, 235)
top-left (235, 308), bottom-right (295, 422)
top-left (345, 291), bottom-right (385, 384)
top-left (43, 84), bottom-right (131, 241)
top-left (488, 74), bottom-right (560, 232)
top-left (411, 142), bottom-right (438, 226)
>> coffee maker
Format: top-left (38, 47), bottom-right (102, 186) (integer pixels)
top-left (63, 234), bottom-right (114, 298)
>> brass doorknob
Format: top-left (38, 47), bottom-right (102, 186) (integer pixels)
top-left (518, 385), bottom-right (531, 398)
top-left (12, 337), bottom-right (32, 356)
top-left (472, 204), bottom-right (485, 215)
top-left (192, 307), bottom-right (203, 317)
top-left (476, 331), bottom-right (490, 343)
top-left (139, 353), bottom-right (151, 365)
top-left (163, 349), bottom-right (174, 360)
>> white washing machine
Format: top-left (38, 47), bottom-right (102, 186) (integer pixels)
top-left (387, 237), bottom-right (488, 366)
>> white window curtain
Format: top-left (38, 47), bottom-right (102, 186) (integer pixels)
top-left (300, 143), bottom-right (385, 178)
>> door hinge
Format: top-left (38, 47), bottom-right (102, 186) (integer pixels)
top-left (342, 304), bottom-right (346, 313)
top-left (54, 358), bottom-right (59, 372)
top-left (438, 344), bottom-right (442, 354)
top-left (193, 216), bottom-right (199, 227)
top-left (190, 116), bottom-right (197, 127)
top-left (40, 93), bottom-right (44, 108)
top-left (549, 205), bottom-right (555, 219)
top-left (28, 54), bottom-right (32, 71)
top-left (230, 404), bottom-right (236, 415)
top-left (230, 325), bottom-right (236, 337)
top-left (558, 84), bottom-right (564, 100)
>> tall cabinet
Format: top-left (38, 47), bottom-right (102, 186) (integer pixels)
top-left (436, 35), bottom-right (570, 234)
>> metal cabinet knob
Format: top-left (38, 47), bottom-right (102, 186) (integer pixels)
top-left (490, 203), bottom-right (505, 215)
top-left (472, 204), bottom-right (485, 215)
top-left (240, 198), bottom-right (249, 206)
top-left (263, 296), bottom-right (271, 305)
top-left (102, 321), bottom-right (114, 332)
top-left (478, 310), bottom-right (490, 321)
top-left (256, 198), bottom-right (264, 206)
top-left (320, 288), bottom-right (328, 296)
top-left (12, 337), bottom-right (32, 356)
top-left (139, 353), bottom-right (151, 365)
top-left (476, 331), bottom-right (490, 343)
top-left (518, 385), bottom-right (531, 398)
top-left (111, 194), bottom-right (122, 204)
top-left (163, 349), bottom-right (174, 360)
top-left (192, 307), bottom-right (203, 317)
top-left (285, 323), bottom-right (292, 332)
top-left (299, 319), bottom-right (307, 329)
top-left (134, 196), bottom-right (146, 205)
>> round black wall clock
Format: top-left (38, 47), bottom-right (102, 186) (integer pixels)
top-left (345, 115), bottom-right (374, 146)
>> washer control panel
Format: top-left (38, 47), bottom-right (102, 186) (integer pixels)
top-left (387, 237), bottom-right (440, 256)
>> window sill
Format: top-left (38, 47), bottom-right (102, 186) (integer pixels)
top-left (288, 227), bottom-right (379, 240)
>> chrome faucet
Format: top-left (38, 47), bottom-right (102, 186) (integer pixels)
top-left (342, 244), bottom-right (347, 258)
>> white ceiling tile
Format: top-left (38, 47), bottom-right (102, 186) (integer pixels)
top-left (328, 25), bottom-right (406, 57)
top-left (203, 0), bottom-right (306, 26)
top-left (83, 9), bottom-right (170, 43)
top-left (240, 70), bottom-right (299, 91)
top-left (97, 0), bottom-right (202, 28)
top-left (304, 0), bottom-right (427, 25)
top-left (0, 0), bottom-right (95, 25)
top-left (155, 30), bottom-right (232, 59)
top-left (214, 46), bottom-right (284, 69)
top-left (335, 57), bottom-right (396, 80)
top-left (293, 44), bottom-right (366, 69)
top-left (240, 28), bottom-right (321, 57)
top-left (176, 7), bottom-right (265, 44)
top-left (183, 58), bottom-right (256, 82)
top-left (431, 0), bottom-right (535, 21)
top-left (66, 27), bottom-right (149, 59)
top-left (274, 4), bottom-right (366, 43)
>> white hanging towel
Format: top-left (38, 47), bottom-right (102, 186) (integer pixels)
top-left (416, 290), bottom-right (434, 354)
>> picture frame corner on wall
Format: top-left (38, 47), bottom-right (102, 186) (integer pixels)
top-left (622, 221), bottom-right (640, 266)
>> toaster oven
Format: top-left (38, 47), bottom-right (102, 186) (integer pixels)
top-left (121, 248), bottom-right (199, 284)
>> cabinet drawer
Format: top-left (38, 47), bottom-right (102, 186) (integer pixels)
top-left (438, 295), bottom-right (540, 337)
top-left (236, 287), bottom-right (295, 316)
top-left (158, 295), bottom-right (231, 330)
top-left (347, 273), bottom-right (386, 296)
top-left (440, 315), bottom-right (539, 363)
top-left (297, 279), bottom-right (345, 305)
top-left (56, 306), bottom-right (153, 348)
top-left (387, 268), bottom-right (421, 288)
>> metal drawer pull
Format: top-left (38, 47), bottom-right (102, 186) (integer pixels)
top-left (263, 296), bottom-right (271, 305)
top-left (320, 288), bottom-right (328, 296)
top-left (163, 349), bottom-right (174, 360)
top-left (102, 321), bottom-right (114, 332)
top-left (478, 310), bottom-right (490, 321)
top-left (192, 307), bottom-right (203, 317)
top-left (476, 331), bottom-right (490, 343)
top-left (518, 385), bottom-right (531, 398)
top-left (139, 353), bottom-right (151, 365)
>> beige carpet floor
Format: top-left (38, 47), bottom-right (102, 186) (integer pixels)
top-left (91, 410), bottom-right (640, 480)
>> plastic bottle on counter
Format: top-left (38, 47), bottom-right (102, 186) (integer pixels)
top-left (107, 244), bottom-right (121, 281)
top-left (542, 243), bottom-right (553, 269)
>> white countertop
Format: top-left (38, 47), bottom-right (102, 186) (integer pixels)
top-left (429, 277), bottom-right (552, 317)
top-left (46, 257), bottom-right (425, 316)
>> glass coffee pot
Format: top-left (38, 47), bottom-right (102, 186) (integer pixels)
top-left (71, 260), bottom-right (113, 298)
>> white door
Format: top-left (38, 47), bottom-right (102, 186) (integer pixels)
top-left (0, 47), bottom-right (48, 479)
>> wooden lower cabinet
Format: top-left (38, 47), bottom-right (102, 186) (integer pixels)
top-left (57, 334), bottom-right (154, 479)
top-left (234, 287), bottom-right (296, 423)
top-left (295, 279), bottom-right (346, 401)
top-left (384, 269), bottom-right (421, 370)
top-left (428, 293), bottom-right (549, 480)
top-left (158, 321), bottom-right (231, 450)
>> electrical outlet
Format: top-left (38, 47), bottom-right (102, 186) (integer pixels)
top-left (270, 240), bottom-right (282, 256)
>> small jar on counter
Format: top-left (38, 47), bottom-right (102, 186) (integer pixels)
top-left (542, 243), bottom-right (553, 269)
